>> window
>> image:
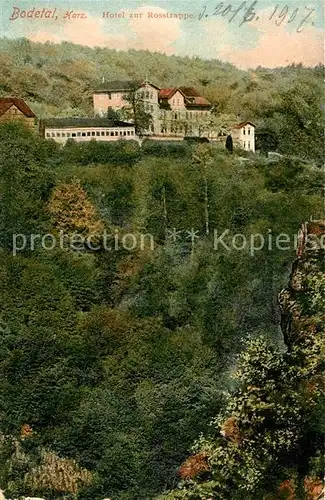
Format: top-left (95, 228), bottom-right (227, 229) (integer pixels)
top-left (243, 141), bottom-right (246, 148)
top-left (106, 131), bottom-right (110, 136)
top-left (131, 130), bottom-right (134, 135)
top-left (62, 133), bottom-right (65, 137)
top-left (248, 128), bottom-right (251, 135)
top-left (57, 132), bottom-right (61, 137)
top-left (92, 131), bottom-right (96, 136)
top-left (46, 132), bottom-right (50, 137)
top-left (108, 92), bottom-right (111, 99)
top-left (127, 131), bottom-right (130, 135)
top-left (87, 132), bottom-right (91, 136)
top-left (77, 132), bottom-right (81, 137)
top-left (115, 131), bottom-right (118, 136)
top-left (120, 131), bottom-right (123, 136)
top-left (177, 99), bottom-right (180, 106)
top-left (82, 132), bottom-right (86, 137)
top-left (96, 131), bottom-right (100, 136)
top-left (101, 131), bottom-right (105, 136)
top-left (67, 133), bottom-right (70, 137)
top-left (72, 133), bottom-right (76, 137)
top-left (123, 131), bottom-right (126, 136)
top-left (110, 131), bottom-right (114, 136)
top-left (243, 128), bottom-right (246, 135)
top-left (248, 141), bottom-right (251, 149)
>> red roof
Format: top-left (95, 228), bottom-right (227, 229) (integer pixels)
top-left (186, 96), bottom-right (211, 107)
top-left (159, 88), bottom-right (177, 99)
top-left (234, 121), bottom-right (255, 129)
top-left (159, 87), bottom-right (212, 107)
top-left (179, 87), bottom-right (200, 97)
top-left (0, 98), bottom-right (35, 118)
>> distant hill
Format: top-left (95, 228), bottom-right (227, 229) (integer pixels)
top-left (0, 37), bottom-right (323, 163)
top-left (0, 38), bottom-right (322, 116)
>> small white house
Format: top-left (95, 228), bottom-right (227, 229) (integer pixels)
top-left (232, 121), bottom-right (256, 152)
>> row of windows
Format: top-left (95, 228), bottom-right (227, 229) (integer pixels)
top-left (161, 110), bottom-right (210, 120)
top-left (161, 125), bottom-right (193, 134)
top-left (46, 129), bottom-right (135, 138)
top-left (243, 127), bottom-right (252, 135)
top-left (98, 93), bottom-right (117, 100)
top-left (243, 141), bottom-right (252, 149)
top-left (106, 92), bottom-right (122, 100)
top-left (138, 90), bottom-right (155, 100)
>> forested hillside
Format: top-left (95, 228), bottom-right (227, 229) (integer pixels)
top-left (0, 120), bottom-right (324, 498)
top-left (161, 220), bottom-right (325, 499)
top-left (0, 38), bottom-right (324, 163)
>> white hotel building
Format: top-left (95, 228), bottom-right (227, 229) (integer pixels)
top-left (43, 118), bottom-right (136, 144)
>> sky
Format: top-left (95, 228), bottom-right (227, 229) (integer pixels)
top-left (0, 0), bottom-right (324, 68)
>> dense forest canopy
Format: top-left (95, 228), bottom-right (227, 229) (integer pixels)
top-left (0, 37), bottom-right (324, 163)
top-left (0, 119), bottom-right (323, 498)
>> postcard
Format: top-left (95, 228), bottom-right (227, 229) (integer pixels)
top-left (0, 0), bottom-right (324, 499)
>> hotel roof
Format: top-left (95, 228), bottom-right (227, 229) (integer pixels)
top-left (234, 121), bottom-right (256, 129)
top-left (94, 79), bottom-right (160, 92)
top-left (43, 118), bottom-right (134, 128)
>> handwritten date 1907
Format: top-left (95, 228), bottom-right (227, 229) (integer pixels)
top-left (198, 2), bottom-right (315, 33)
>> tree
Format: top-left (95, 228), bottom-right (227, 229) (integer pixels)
top-left (193, 112), bottom-right (237, 139)
top-left (48, 179), bottom-right (104, 236)
top-left (225, 135), bottom-right (233, 153)
top-left (106, 106), bottom-right (120, 120)
top-left (120, 86), bottom-right (153, 135)
top-left (160, 221), bottom-right (325, 499)
top-left (0, 122), bottom-right (57, 251)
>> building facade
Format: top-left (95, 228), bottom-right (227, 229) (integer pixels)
top-left (43, 118), bottom-right (136, 144)
top-left (0, 98), bottom-right (36, 130)
top-left (158, 87), bottom-right (212, 137)
top-left (93, 80), bottom-right (213, 138)
top-left (93, 80), bottom-right (138, 116)
top-left (232, 121), bottom-right (256, 152)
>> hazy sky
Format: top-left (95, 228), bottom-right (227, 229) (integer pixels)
top-left (1, 0), bottom-right (324, 68)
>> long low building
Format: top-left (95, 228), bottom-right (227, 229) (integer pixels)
top-left (42, 118), bottom-right (137, 144)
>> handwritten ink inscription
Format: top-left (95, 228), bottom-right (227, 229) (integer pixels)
top-left (8, 2), bottom-right (316, 31)
top-left (198, 2), bottom-right (316, 32)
